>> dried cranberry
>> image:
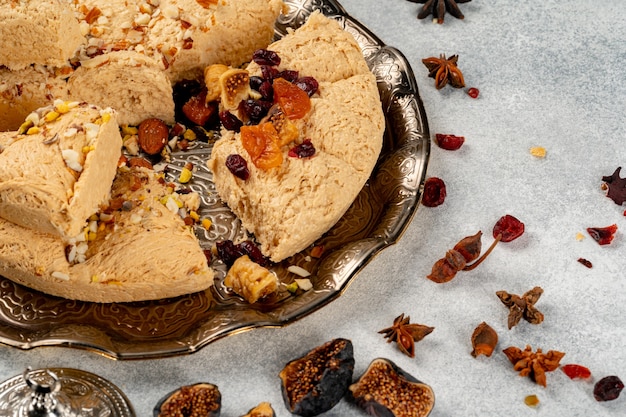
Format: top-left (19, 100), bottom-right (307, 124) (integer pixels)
top-left (238, 240), bottom-right (269, 266)
top-left (277, 70), bottom-right (299, 83)
top-left (295, 76), bottom-right (319, 97)
top-left (422, 177), bottom-right (446, 207)
top-left (561, 364), bottom-right (592, 380)
top-left (225, 154), bottom-right (249, 180)
top-left (258, 80), bottom-right (274, 101)
top-left (435, 133), bottom-right (465, 150)
top-left (577, 258), bottom-right (593, 268)
top-left (594, 376), bottom-right (624, 402)
top-left (261, 65), bottom-right (279, 81)
top-left (252, 49), bottom-right (281, 66)
top-left (239, 99), bottom-right (272, 123)
top-left (216, 240), bottom-right (245, 267)
top-left (493, 214), bottom-right (525, 242)
top-left (249, 75), bottom-right (264, 91)
top-left (219, 111), bottom-right (243, 132)
top-left (288, 139), bottom-right (316, 158)
top-left (467, 87), bottom-right (480, 98)
top-left (587, 224), bottom-right (618, 245)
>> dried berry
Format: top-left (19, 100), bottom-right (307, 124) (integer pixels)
top-left (153, 383), bottom-right (221, 417)
top-left (138, 118), bottom-right (169, 155)
top-left (252, 49), bottom-right (281, 66)
top-left (349, 358), bottom-right (435, 417)
top-left (470, 322), bottom-right (498, 358)
top-left (561, 364), bottom-right (591, 380)
top-left (587, 224), bottom-right (618, 245)
top-left (288, 139), bottom-right (316, 159)
top-left (577, 258), bottom-right (593, 268)
top-left (225, 154), bottom-right (250, 180)
top-left (294, 76), bottom-right (319, 97)
top-left (602, 167), bottom-right (626, 205)
top-left (467, 87), bottom-right (479, 98)
top-left (279, 338), bottom-right (354, 416)
top-left (216, 240), bottom-right (246, 267)
top-left (594, 375), bottom-right (624, 402)
top-left (493, 214), bottom-right (525, 242)
top-left (435, 133), bottom-right (465, 150)
top-left (219, 110), bottom-right (243, 132)
top-left (379, 313), bottom-right (434, 358)
top-left (421, 177), bottom-right (446, 207)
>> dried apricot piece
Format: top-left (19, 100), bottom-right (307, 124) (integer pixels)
top-left (272, 77), bottom-right (311, 120)
top-left (241, 123), bottom-right (283, 170)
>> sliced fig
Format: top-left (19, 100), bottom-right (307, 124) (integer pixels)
top-left (240, 402), bottom-right (275, 417)
top-left (153, 382), bottom-right (221, 417)
top-left (279, 338), bottom-right (354, 416)
top-left (349, 358), bottom-right (435, 417)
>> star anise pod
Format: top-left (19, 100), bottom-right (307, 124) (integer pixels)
top-left (422, 54), bottom-right (465, 90)
top-left (503, 345), bottom-right (565, 387)
top-left (408, 0), bottom-right (472, 24)
top-left (378, 314), bottom-right (434, 357)
top-left (496, 286), bottom-right (544, 329)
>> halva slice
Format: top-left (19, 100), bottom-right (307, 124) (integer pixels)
top-left (0, 167), bottom-right (214, 302)
top-left (0, 101), bottom-right (121, 239)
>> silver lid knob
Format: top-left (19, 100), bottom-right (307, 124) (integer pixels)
top-left (23, 368), bottom-right (65, 417)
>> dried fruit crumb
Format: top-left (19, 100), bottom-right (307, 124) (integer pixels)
top-left (575, 232), bottom-right (585, 241)
top-left (524, 394), bottom-right (540, 407)
top-left (530, 146), bottom-right (546, 158)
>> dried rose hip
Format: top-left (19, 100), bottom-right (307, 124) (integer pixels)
top-left (422, 177), bottom-right (446, 207)
top-left (493, 214), bottom-right (525, 242)
top-left (587, 224), bottom-right (618, 245)
top-left (561, 364), bottom-right (591, 380)
top-left (435, 133), bottom-right (465, 150)
top-left (225, 154), bottom-right (250, 180)
top-left (288, 139), bottom-right (316, 158)
top-left (594, 376), bottom-right (624, 402)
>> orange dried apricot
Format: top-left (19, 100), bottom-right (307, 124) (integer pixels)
top-left (273, 77), bottom-right (311, 120)
top-left (241, 123), bottom-right (283, 170)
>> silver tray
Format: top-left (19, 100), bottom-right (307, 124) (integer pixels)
top-left (0, 0), bottom-right (430, 359)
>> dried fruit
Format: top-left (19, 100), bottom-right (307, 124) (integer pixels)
top-left (561, 364), bottom-right (591, 380)
top-left (493, 214), bottom-right (525, 242)
top-left (422, 177), bottom-right (446, 207)
top-left (524, 394), bottom-right (540, 407)
top-left (153, 383), bottom-right (221, 417)
top-left (349, 358), bottom-right (435, 417)
top-left (225, 154), bottom-right (250, 180)
top-left (294, 76), bottom-right (319, 97)
top-left (421, 54), bottom-right (465, 89)
top-left (224, 255), bottom-right (278, 303)
top-left (219, 110), bottom-right (243, 132)
top-left (503, 345), bottom-right (565, 387)
top-left (602, 167), bottom-right (626, 205)
top-left (183, 91), bottom-right (216, 125)
top-left (435, 133), bottom-right (464, 150)
top-left (379, 313), bottom-right (434, 358)
top-left (219, 68), bottom-right (251, 110)
top-left (426, 231), bottom-right (483, 283)
top-left (241, 123), bottom-right (283, 170)
top-left (279, 338), bottom-right (354, 416)
top-left (138, 118), bottom-right (169, 155)
top-left (241, 402), bottom-right (275, 417)
top-left (593, 376), bottom-right (624, 402)
top-left (496, 286), bottom-right (544, 329)
top-left (467, 87), bottom-right (479, 98)
top-left (204, 63), bottom-right (230, 102)
top-left (288, 139), bottom-right (316, 159)
top-left (252, 49), bottom-right (281, 66)
top-left (470, 322), bottom-right (498, 358)
top-left (587, 224), bottom-right (618, 245)
top-left (409, 0), bottom-right (472, 24)
top-left (272, 77), bottom-right (311, 120)
top-left (577, 258), bottom-right (593, 268)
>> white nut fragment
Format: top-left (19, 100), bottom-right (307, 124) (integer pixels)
top-left (287, 265), bottom-right (311, 278)
top-left (62, 149), bottom-right (83, 172)
top-left (52, 271), bottom-right (70, 281)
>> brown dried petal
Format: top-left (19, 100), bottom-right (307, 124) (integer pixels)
top-left (426, 257), bottom-right (458, 283)
top-left (471, 322), bottom-right (498, 358)
top-left (453, 231), bottom-right (482, 263)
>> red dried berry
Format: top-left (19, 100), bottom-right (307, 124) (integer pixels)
top-left (561, 364), bottom-right (592, 380)
top-left (252, 49), bottom-right (281, 66)
top-left (225, 154), bottom-right (249, 180)
top-left (422, 177), bottom-right (446, 207)
top-left (493, 215), bottom-right (525, 242)
top-left (594, 376), bottom-right (624, 402)
top-left (467, 87), bottom-right (480, 98)
top-left (587, 224), bottom-right (618, 245)
top-left (288, 139), bottom-right (316, 158)
top-left (577, 258), bottom-right (593, 268)
top-left (435, 133), bottom-right (465, 150)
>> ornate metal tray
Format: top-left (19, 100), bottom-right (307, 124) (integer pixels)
top-left (0, 0), bottom-right (430, 359)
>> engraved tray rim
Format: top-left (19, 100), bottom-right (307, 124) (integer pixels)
top-left (0, 0), bottom-right (430, 360)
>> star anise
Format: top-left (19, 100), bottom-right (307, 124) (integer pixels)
top-left (407, 0), bottom-right (472, 24)
top-left (503, 345), bottom-right (565, 387)
top-left (378, 314), bottom-right (434, 358)
top-left (422, 54), bottom-right (465, 90)
top-left (496, 286), bottom-right (544, 329)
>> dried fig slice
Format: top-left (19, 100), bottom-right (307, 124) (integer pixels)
top-left (153, 382), bottom-right (221, 417)
top-left (279, 338), bottom-right (354, 416)
top-left (348, 358), bottom-right (435, 417)
top-left (240, 402), bottom-right (275, 417)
